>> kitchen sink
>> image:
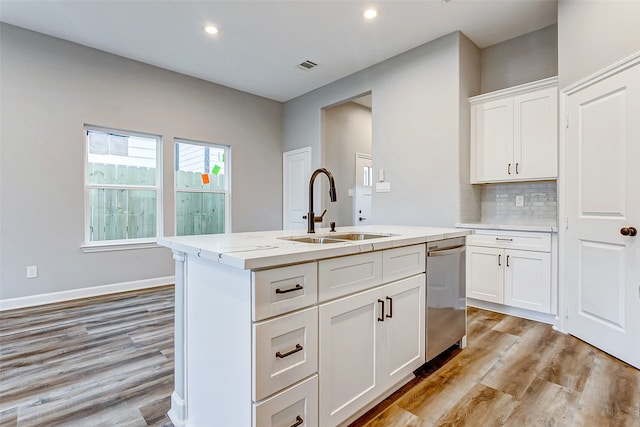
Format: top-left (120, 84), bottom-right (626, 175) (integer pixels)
top-left (330, 233), bottom-right (393, 241)
top-left (280, 232), bottom-right (394, 244)
top-left (282, 236), bottom-right (346, 244)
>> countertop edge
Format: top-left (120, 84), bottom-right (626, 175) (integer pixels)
top-left (158, 226), bottom-right (471, 270)
top-left (456, 223), bottom-right (558, 233)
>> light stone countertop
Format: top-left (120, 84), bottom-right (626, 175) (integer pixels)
top-left (456, 222), bottom-right (558, 233)
top-left (158, 225), bottom-right (469, 270)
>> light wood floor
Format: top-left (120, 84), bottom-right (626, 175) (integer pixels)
top-left (1, 286), bottom-right (638, 426)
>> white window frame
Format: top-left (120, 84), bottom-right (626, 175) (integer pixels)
top-left (174, 138), bottom-right (231, 236)
top-left (82, 125), bottom-right (163, 251)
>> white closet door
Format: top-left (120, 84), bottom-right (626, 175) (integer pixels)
top-left (564, 55), bottom-right (640, 369)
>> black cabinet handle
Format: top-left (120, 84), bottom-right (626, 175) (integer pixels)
top-left (508, 163), bottom-right (512, 175)
top-left (275, 284), bottom-right (303, 294)
top-left (276, 344), bottom-right (303, 359)
top-left (377, 299), bottom-right (385, 322)
top-left (290, 416), bottom-right (304, 427)
top-left (506, 255), bottom-right (510, 267)
top-left (515, 163), bottom-right (519, 174)
top-left (386, 296), bottom-right (393, 319)
top-left (498, 254), bottom-right (502, 266)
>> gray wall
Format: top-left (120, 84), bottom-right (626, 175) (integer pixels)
top-left (481, 24), bottom-right (558, 94)
top-left (459, 33), bottom-right (482, 223)
top-left (0, 24), bottom-right (283, 300)
top-left (284, 32), bottom-right (476, 227)
top-left (323, 102), bottom-right (372, 226)
top-left (558, 1), bottom-right (640, 89)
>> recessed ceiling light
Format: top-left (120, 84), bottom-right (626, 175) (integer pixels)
top-left (363, 9), bottom-right (377, 20)
top-left (204, 25), bottom-right (218, 35)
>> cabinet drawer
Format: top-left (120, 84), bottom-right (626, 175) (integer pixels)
top-left (253, 375), bottom-right (318, 427)
top-left (318, 252), bottom-right (382, 302)
top-left (466, 230), bottom-right (551, 252)
top-left (253, 262), bottom-right (318, 321)
top-left (253, 307), bottom-right (318, 401)
top-left (382, 244), bottom-right (425, 283)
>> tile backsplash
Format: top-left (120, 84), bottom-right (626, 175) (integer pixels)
top-left (480, 181), bottom-right (557, 226)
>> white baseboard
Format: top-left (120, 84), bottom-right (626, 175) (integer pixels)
top-left (168, 391), bottom-right (187, 427)
top-left (467, 298), bottom-right (558, 327)
top-left (0, 276), bottom-right (175, 311)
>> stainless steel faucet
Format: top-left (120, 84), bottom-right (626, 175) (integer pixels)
top-left (307, 168), bottom-right (337, 233)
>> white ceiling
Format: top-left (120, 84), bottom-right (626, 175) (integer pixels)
top-left (0, 0), bottom-right (558, 102)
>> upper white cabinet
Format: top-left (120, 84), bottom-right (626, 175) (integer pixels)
top-left (470, 77), bottom-right (558, 183)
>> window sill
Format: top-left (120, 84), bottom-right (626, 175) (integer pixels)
top-left (81, 241), bottom-right (163, 253)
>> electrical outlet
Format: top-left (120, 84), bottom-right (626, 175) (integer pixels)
top-left (515, 195), bottom-right (524, 207)
top-left (26, 265), bottom-right (38, 279)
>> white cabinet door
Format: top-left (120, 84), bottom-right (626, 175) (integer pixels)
top-left (514, 87), bottom-right (558, 180)
top-left (504, 249), bottom-right (551, 313)
top-left (470, 79), bottom-right (558, 183)
top-left (471, 97), bottom-right (513, 182)
top-left (319, 287), bottom-right (380, 427)
top-left (379, 275), bottom-right (425, 391)
top-left (466, 246), bottom-right (504, 303)
top-left (319, 273), bottom-right (426, 426)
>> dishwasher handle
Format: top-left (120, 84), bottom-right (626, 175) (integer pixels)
top-left (428, 245), bottom-right (465, 257)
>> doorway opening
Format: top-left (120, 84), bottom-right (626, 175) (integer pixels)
top-left (321, 93), bottom-right (373, 227)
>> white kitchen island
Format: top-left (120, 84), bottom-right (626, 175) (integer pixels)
top-left (158, 225), bottom-right (470, 427)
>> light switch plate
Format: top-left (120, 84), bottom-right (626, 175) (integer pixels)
top-left (375, 182), bottom-right (391, 192)
top-left (515, 195), bottom-right (524, 207)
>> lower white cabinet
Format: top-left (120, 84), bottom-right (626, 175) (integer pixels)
top-left (466, 246), bottom-right (505, 304)
top-left (253, 375), bottom-right (318, 427)
top-left (176, 243), bottom-right (431, 427)
top-left (504, 249), bottom-right (551, 312)
top-left (253, 307), bottom-right (318, 401)
top-left (466, 231), bottom-right (552, 314)
top-left (318, 274), bottom-right (425, 426)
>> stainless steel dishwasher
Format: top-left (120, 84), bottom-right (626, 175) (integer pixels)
top-left (426, 237), bottom-right (466, 361)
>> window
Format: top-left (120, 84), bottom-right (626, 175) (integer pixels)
top-left (175, 139), bottom-right (229, 236)
top-left (84, 126), bottom-right (162, 246)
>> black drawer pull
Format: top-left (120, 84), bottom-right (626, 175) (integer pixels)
top-left (378, 299), bottom-right (385, 322)
top-left (276, 344), bottom-right (303, 359)
top-left (386, 296), bottom-right (393, 319)
top-left (290, 415), bottom-right (304, 427)
top-left (275, 284), bottom-right (303, 294)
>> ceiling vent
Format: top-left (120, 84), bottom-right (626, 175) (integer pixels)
top-left (297, 60), bottom-right (318, 70)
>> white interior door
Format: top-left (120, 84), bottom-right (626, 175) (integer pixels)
top-left (283, 147), bottom-right (311, 230)
top-left (355, 153), bottom-right (372, 225)
top-left (563, 55), bottom-right (640, 369)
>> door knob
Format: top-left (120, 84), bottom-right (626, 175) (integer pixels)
top-left (620, 227), bottom-right (637, 236)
